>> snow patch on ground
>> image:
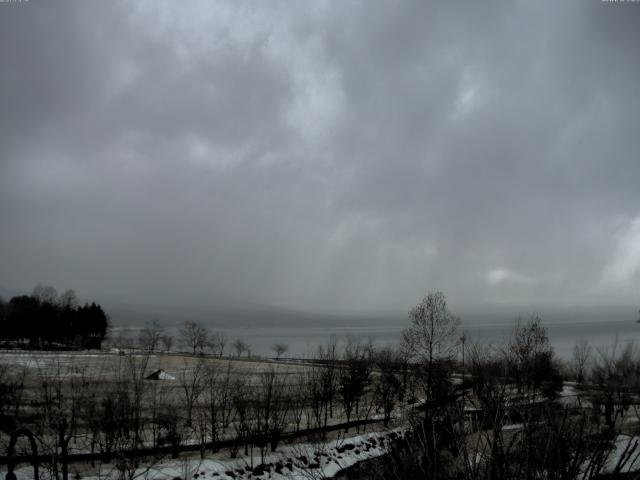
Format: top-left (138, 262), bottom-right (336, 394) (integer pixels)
top-left (4, 429), bottom-right (404, 480)
top-left (603, 434), bottom-right (640, 474)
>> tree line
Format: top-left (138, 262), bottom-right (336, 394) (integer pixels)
top-left (118, 319), bottom-right (287, 360)
top-left (0, 284), bottom-right (109, 350)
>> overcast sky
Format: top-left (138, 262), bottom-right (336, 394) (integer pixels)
top-left (1, 0), bottom-right (639, 314)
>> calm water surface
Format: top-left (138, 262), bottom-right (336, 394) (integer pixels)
top-left (216, 318), bottom-right (640, 360)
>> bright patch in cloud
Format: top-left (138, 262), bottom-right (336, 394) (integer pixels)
top-left (485, 268), bottom-right (532, 286)
top-left (452, 69), bottom-right (483, 119)
top-left (601, 215), bottom-right (640, 286)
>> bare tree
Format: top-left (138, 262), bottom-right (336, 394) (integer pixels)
top-left (210, 331), bottom-right (227, 358)
top-left (317, 336), bottom-right (339, 419)
top-left (373, 346), bottom-right (402, 426)
top-left (160, 334), bottom-right (174, 352)
top-left (272, 342), bottom-right (288, 359)
top-left (180, 320), bottom-right (209, 355)
top-left (95, 350), bottom-right (164, 480)
top-left (138, 319), bottom-right (163, 352)
top-left (34, 355), bottom-right (91, 480)
top-left (0, 363), bottom-right (27, 423)
top-left (32, 284), bottom-right (58, 304)
top-left (339, 339), bottom-right (372, 432)
top-left (305, 365), bottom-right (327, 431)
top-left (232, 338), bottom-right (249, 358)
top-left (590, 342), bottom-right (639, 431)
top-left (58, 289), bottom-right (78, 310)
top-left (287, 373), bottom-right (308, 433)
top-left (178, 357), bottom-right (206, 427)
top-left (231, 380), bottom-right (251, 457)
top-left (402, 291), bottom-right (460, 403)
top-left (253, 368), bottom-right (289, 462)
top-left (203, 360), bottom-right (232, 453)
top-left (507, 316), bottom-right (561, 400)
top-left (573, 338), bottom-right (592, 384)
top-left (156, 401), bottom-right (183, 459)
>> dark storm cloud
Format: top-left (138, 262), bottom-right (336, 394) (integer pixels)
top-left (1, 0), bottom-right (639, 313)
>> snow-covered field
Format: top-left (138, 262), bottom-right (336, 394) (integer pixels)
top-left (5, 351), bottom-right (640, 479)
top-left (0, 350), bottom-right (315, 390)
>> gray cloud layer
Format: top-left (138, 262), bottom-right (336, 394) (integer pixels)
top-left (1, 0), bottom-right (639, 313)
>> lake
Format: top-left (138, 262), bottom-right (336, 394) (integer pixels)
top-left (211, 315), bottom-right (640, 360)
top-left (113, 305), bottom-right (640, 361)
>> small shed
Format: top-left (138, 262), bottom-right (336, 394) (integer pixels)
top-left (145, 369), bottom-right (176, 380)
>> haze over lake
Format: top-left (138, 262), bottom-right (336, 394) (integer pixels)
top-left (108, 303), bottom-right (640, 359)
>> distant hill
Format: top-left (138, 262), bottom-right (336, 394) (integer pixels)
top-left (102, 300), bottom-right (638, 331)
top-left (2, 285), bottom-right (636, 330)
top-left (0, 286), bottom-right (23, 300)
top-left (102, 300), bottom-right (405, 329)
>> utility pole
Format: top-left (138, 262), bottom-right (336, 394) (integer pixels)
top-left (460, 331), bottom-right (467, 373)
